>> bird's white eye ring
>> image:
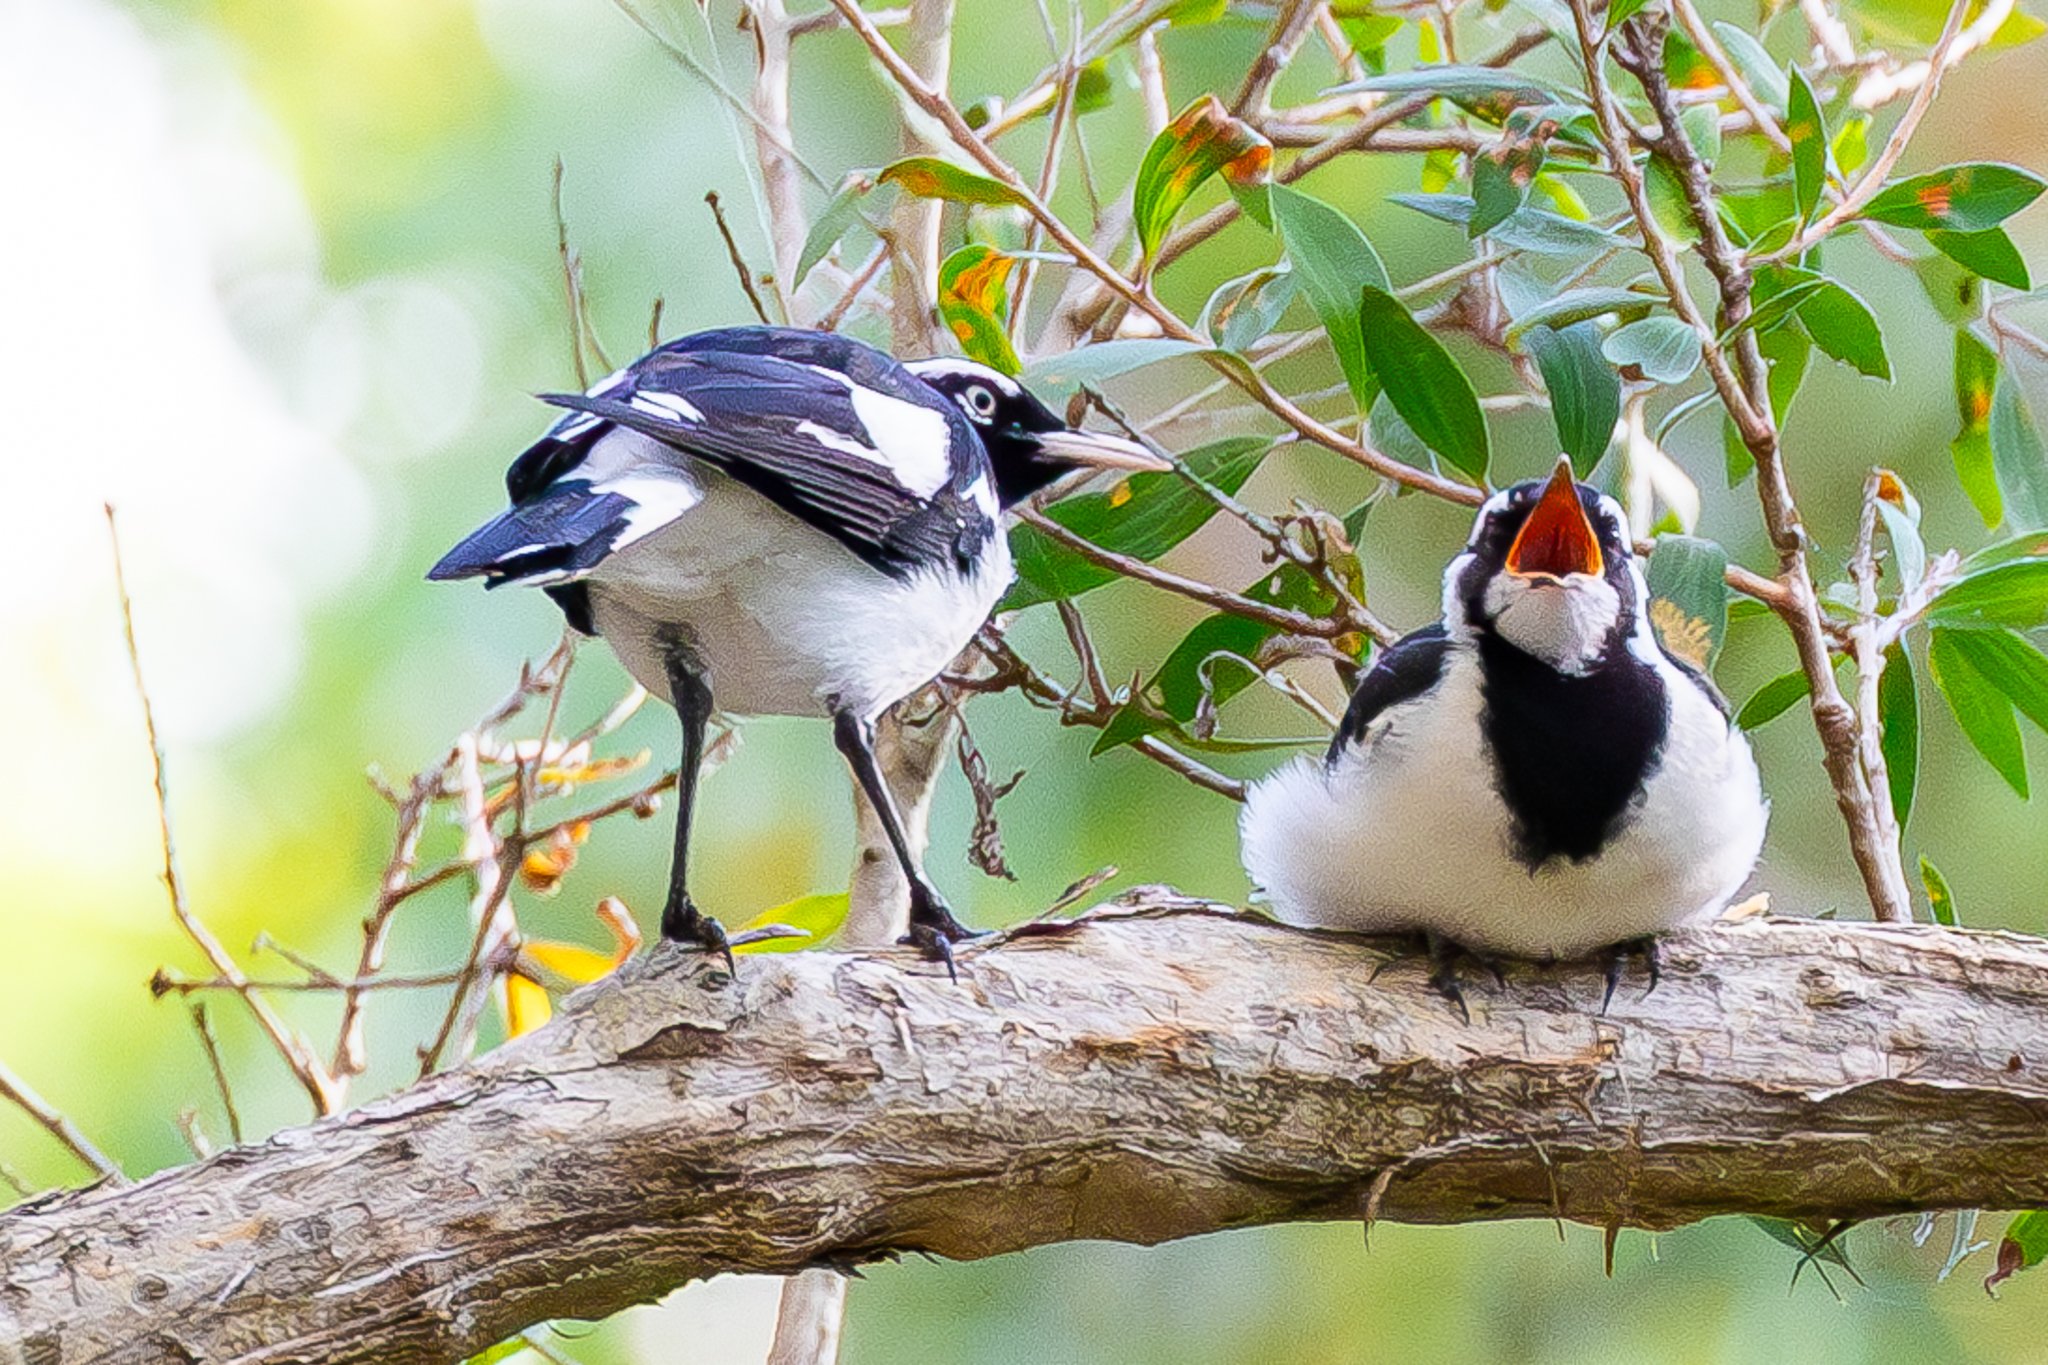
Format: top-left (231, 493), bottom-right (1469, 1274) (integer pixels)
top-left (963, 384), bottom-right (998, 420)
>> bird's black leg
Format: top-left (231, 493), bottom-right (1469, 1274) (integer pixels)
top-left (1599, 936), bottom-right (1663, 1013)
top-left (831, 708), bottom-right (984, 980)
top-left (659, 650), bottom-right (733, 974)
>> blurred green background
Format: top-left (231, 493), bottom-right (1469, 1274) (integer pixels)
top-left (6, 0), bottom-right (2048, 1358)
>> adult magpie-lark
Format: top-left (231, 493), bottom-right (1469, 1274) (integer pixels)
top-left (1239, 458), bottom-right (1767, 1012)
top-left (430, 326), bottom-right (1166, 973)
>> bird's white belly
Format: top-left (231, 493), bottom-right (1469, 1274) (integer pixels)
top-left (586, 475), bottom-right (1011, 720)
top-left (1239, 652), bottom-right (1766, 959)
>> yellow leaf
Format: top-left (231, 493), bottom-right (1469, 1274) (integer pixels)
top-left (734, 892), bottom-right (850, 954)
top-left (519, 940), bottom-right (621, 984)
top-left (504, 971), bottom-right (553, 1037)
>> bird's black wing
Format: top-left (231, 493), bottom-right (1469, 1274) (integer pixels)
top-left (530, 345), bottom-right (992, 575)
top-left (1327, 623), bottom-right (1452, 764)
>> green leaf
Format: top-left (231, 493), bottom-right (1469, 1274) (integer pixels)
top-left (1605, 0), bottom-right (1650, 27)
top-left (1074, 60), bottom-right (1114, 114)
top-left (1330, 65), bottom-right (1573, 121)
top-left (1929, 627), bottom-right (2030, 797)
top-left (1200, 266), bottom-right (1297, 354)
top-left (1747, 1217), bottom-right (1860, 1275)
top-left (1022, 338), bottom-right (1206, 404)
top-left (936, 244), bottom-right (1021, 375)
top-left (1833, 114), bottom-right (1871, 175)
top-left (1946, 625), bottom-right (2048, 735)
top-left (1603, 315), bottom-right (1700, 384)
top-left (1272, 185), bottom-right (1389, 410)
top-left (1928, 228), bottom-right (2032, 290)
top-left (1796, 276), bottom-right (1892, 380)
top-left (1987, 1211), bottom-right (2048, 1293)
top-left (1471, 146), bottom-right (1531, 238)
top-left (1953, 328), bottom-right (2004, 527)
top-left (796, 173), bottom-right (878, 285)
top-left (1964, 528), bottom-right (2048, 569)
top-left (1738, 668), bottom-right (1815, 729)
top-left (1093, 564), bottom-right (1341, 753)
top-left (1991, 372), bottom-right (2048, 528)
top-left (1861, 163), bottom-right (2048, 232)
top-left (1646, 535), bottom-right (1730, 668)
top-left (1930, 558), bottom-right (2048, 630)
top-left (462, 1340), bottom-right (532, 1365)
top-left (1645, 155), bottom-right (1701, 246)
top-left (1505, 286), bottom-right (1657, 342)
top-left (1524, 322), bottom-right (1618, 474)
top-left (1002, 436), bottom-right (1275, 609)
top-left (1880, 642), bottom-right (1919, 834)
top-left (1879, 498), bottom-right (1926, 593)
top-left (1786, 64), bottom-right (1829, 225)
top-left (1388, 192), bottom-right (1625, 255)
top-left (1711, 22), bottom-right (1790, 107)
top-left (878, 156), bottom-right (1027, 207)
top-left (1762, 325), bottom-right (1812, 426)
top-left (1356, 283), bottom-right (1490, 481)
top-left (1132, 95), bottom-right (1274, 267)
top-left (1919, 856), bottom-right (1956, 926)
top-left (1913, 248), bottom-right (1986, 324)
top-left (734, 892), bottom-right (849, 953)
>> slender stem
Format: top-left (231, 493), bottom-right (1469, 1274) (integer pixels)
top-left (1760, 0), bottom-right (1972, 264)
top-left (0, 1059), bottom-right (124, 1185)
top-left (106, 506), bottom-right (340, 1113)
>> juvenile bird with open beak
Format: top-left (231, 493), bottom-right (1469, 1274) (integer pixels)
top-left (1239, 458), bottom-right (1767, 1012)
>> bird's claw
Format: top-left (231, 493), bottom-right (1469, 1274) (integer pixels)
top-left (1425, 932), bottom-right (1502, 1023)
top-left (901, 891), bottom-right (986, 983)
top-left (1599, 936), bottom-right (1662, 1013)
top-left (663, 899), bottom-right (736, 977)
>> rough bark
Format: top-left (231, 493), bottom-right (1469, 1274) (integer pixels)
top-left (8, 905), bottom-right (2048, 1365)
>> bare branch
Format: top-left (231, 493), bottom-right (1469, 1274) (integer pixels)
top-left (105, 505), bottom-right (341, 1114)
top-left (0, 1059), bottom-right (123, 1186)
top-left (706, 189), bottom-right (776, 325)
top-left (12, 912), bottom-right (2048, 1362)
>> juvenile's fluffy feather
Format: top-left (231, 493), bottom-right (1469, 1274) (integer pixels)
top-left (1240, 465), bottom-right (1767, 961)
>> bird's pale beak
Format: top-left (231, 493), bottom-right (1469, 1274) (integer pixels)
top-left (1506, 458), bottom-right (1604, 579)
top-left (1030, 428), bottom-right (1176, 473)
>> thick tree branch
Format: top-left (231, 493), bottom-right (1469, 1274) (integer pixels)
top-left (9, 908), bottom-right (2048, 1362)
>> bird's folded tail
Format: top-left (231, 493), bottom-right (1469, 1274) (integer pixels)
top-left (428, 483), bottom-right (647, 588)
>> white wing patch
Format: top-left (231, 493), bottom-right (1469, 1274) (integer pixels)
top-left (794, 419), bottom-right (883, 463)
top-left (964, 472), bottom-right (997, 516)
top-left (595, 473), bottom-right (704, 551)
top-left (802, 364), bottom-right (955, 499)
top-left (631, 391), bottom-right (704, 424)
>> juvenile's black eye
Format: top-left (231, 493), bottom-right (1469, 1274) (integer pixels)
top-left (961, 384), bottom-right (998, 421)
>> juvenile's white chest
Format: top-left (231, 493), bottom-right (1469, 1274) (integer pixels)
top-left (586, 466), bottom-right (1009, 720)
top-left (1239, 650), bottom-right (1766, 959)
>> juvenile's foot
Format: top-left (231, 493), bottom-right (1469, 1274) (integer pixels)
top-left (662, 898), bottom-right (736, 976)
top-left (1599, 936), bottom-right (1663, 1013)
top-left (902, 889), bottom-right (987, 982)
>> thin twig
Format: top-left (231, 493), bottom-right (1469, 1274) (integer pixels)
top-left (1762, 0), bottom-right (1974, 263)
top-left (106, 505), bottom-right (340, 1113)
top-left (706, 190), bottom-right (774, 325)
top-left (553, 158), bottom-right (591, 390)
top-left (188, 1004), bottom-right (244, 1147)
top-left (0, 1059), bottom-right (124, 1184)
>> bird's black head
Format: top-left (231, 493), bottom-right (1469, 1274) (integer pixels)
top-left (905, 358), bottom-right (1170, 505)
top-left (1447, 457), bottom-right (1642, 675)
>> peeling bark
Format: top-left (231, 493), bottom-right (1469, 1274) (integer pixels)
top-left (6, 905), bottom-right (2048, 1364)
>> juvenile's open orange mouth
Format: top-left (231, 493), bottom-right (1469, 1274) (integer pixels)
top-left (1506, 459), bottom-right (1604, 579)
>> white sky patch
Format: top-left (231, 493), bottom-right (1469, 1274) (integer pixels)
top-left (0, 0), bottom-right (368, 922)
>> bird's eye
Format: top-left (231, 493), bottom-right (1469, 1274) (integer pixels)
top-left (962, 385), bottom-right (998, 421)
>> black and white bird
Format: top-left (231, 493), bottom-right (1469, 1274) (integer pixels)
top-left (1238, 458), bottom-right (1767, 1012)
top-left (430, 326), bottom-right (1166, 971)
